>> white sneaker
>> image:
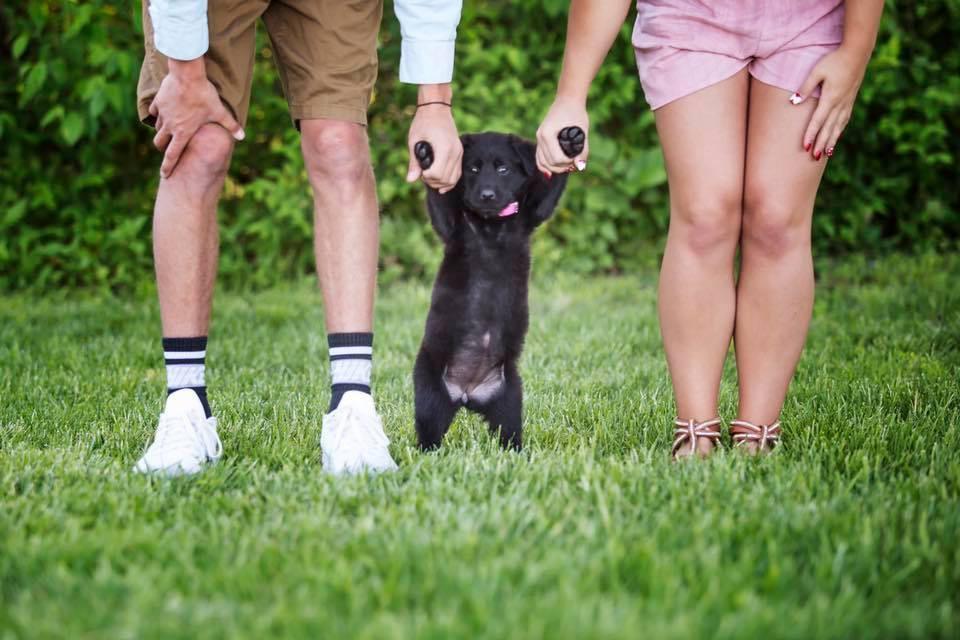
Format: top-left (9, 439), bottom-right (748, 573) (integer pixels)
top-left (321, 391), bottom-right (398, 475)
top-left (134, 389), bottom-right (223, 477)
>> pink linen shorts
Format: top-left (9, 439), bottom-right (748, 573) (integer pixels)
top-left (633, 0), bottom-right (845, 110)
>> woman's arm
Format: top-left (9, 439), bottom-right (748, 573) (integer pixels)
top-left (839, 0), bottom-right (884, 57)
top-left (795, 0), bottom-right (884, 159)
top-left (536, 0), bottom-right (633, 175)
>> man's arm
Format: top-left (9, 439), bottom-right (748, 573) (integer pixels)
top-left (149, 0), bottom-right (209, 61)
top-left (395, 0), bottom-right (463, 193)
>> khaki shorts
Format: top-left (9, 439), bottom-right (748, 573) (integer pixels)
top-left (137, 0), bottom-right (384, 128)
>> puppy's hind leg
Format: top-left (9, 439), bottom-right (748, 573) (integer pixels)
top-left (475, 363), bottom-right (523, 451)
top-left (414, 349), bottom-right (458, 451)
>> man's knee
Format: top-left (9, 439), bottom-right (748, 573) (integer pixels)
top-left (300, 120), bottom-right (372, 188)
top-left (180, 124), bottom-right (234, 186)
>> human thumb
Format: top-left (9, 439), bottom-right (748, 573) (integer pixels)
top-left (406, 152), bottom-right (421, 183)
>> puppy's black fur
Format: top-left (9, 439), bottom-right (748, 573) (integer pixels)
top-left (414, 132), bottom-right (568, 451)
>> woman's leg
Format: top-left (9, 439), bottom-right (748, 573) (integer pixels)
top-left (735, 77), bottom-right (828, 448)
top-left (654, 68), bottom-right (750, 455)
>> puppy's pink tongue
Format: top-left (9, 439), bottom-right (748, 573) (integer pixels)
top-left (498, 201), bottom-right (519, 217)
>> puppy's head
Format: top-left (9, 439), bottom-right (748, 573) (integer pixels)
top-left (427, 132), bottom-right (568, 240)
top-left (460, 133), bottom-right (537, 220)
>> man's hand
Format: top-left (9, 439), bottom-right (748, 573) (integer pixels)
top-left (406, 84), bottom-right (461, 194)
top-left (149, 58), bottom-right (245, 179)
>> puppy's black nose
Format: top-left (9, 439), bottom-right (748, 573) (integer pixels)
top-left (480, 189), bottom-right (496, 202)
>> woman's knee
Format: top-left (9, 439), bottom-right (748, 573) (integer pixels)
top-left (669, 193), bottom-right (742, 257)
top-left (742, 190), bottom-right (812, 257)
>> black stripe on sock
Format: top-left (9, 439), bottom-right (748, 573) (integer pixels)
top-left (328, 332), bottom-right (373, 348)
top-left (329, 383), bottom-right (371, 412)
top-left (164, 358), bottom-right (207, 365)
top-left (167, 386), bottom-right (212, 419)
top-left (329, 353), bottom-right (373, 361)
top-left (163, 336), bottom-right (208, 352)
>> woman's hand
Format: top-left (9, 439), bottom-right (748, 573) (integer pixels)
top-left (794, 46), bottom-right (870, 160)
top-left (536, 97), bottom-right (589, 176)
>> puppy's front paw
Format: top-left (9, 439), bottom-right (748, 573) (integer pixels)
top-left (557, 126), bottom-right (585, 159)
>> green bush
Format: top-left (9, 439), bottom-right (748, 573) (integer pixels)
top-left (1, 0), bottom-right (957, 292)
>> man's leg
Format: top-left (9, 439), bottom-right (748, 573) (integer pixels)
top-left (301, 120), bottom-right (378, 334)
top-left (134, 124), bottom-right (233, 476)
top-left (154, 124), bottom-right (232, 335)
top-left (300, 120), bottom-right (380, 410)
top-left (154, 124), bottom-right (234, 413)
top-left (300, 119), bottom-right (397, 474)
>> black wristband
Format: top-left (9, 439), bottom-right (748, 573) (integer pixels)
top-left (416, 101), bottom-right (453, 109)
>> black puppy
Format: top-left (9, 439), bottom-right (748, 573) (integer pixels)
top-left (413, 132), bottom-right (569, 451)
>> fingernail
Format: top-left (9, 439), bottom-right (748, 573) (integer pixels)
top-left (804, 142), bottom-right (811, 152)
top-left (789, 93), bottom-right (803, 105)
top-left (826, 147), bottom-right (834, 157)
top-left (575, 159), bottom-right (587, 172)
top-left (814, 150), bottom-right (822, 160)
top-left (542, 170), bottom-right (552, 180)
top-left (235, 129), bottom-right (245, 141)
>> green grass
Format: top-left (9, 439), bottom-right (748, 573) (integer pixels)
top-left (1, 252), bottom-right (958, 639)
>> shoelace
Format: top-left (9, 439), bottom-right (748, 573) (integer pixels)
top-left (730, 419), bottom-right (780, 450)
top-left (151, 412), bottom-right (222, 462)
top-left (672, 417), bottom-right (722, 457)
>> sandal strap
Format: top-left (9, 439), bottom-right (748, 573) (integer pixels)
top-left (730, 419), bottom-right (781, 449)
top-left (672, 417), bottom-right (722, 456)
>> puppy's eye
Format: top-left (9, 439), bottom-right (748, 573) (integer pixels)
top-left (496, 165), bottom-right (510, 175)
top-left (469, 165), bottom-right (480, 173)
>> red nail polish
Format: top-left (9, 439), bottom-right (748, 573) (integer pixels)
top-left (826, 147), bottom-right (834, 157)
top-left (804, 142), bottom-right (811, 152)
top-left (814, 150), bottom-right (822, 160)
top-left (542, 170), bottom-right (552, 180)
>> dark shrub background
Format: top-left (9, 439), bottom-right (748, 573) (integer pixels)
top-left (1, 0), bottom-right (957, 292)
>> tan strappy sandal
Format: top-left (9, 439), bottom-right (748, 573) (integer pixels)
top-left (672, 417), bottom-right (722, 458)
top-left (729, 419), bottom-right (781, 454)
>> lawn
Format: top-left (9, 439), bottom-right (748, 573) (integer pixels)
top-left (1, 252), bottom-right (958, 639)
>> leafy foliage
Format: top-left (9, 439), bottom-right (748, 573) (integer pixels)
top-left (1, 0), bottom-right (957, 291)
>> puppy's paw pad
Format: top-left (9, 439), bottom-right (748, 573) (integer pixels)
top-left (557, 126), bottom-right (585, 158)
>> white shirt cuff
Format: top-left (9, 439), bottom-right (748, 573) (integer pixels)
top-left (149, 4), bottom-right (209, 61)
top-left (399, 40), bottom-right (456, 84)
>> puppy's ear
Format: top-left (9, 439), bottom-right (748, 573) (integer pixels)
top-left (426, 182), bottom-right (462, 243)
top-left (461, 133), bottom-right (476, 154)
top-left (509, 135), bottom-right (538, 177)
